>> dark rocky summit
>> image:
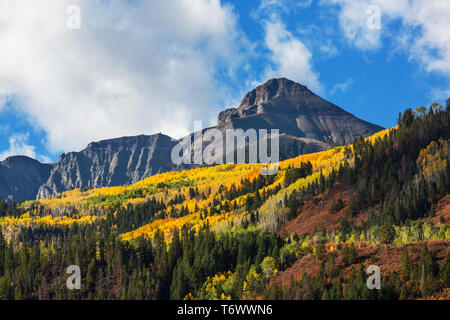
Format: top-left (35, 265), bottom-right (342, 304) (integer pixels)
top-left (0, 78), bottom-right (383, 201)
top-left (217, 78), bottom-right (383, 145)
top-left (0, 156), bottom-right (53, 201)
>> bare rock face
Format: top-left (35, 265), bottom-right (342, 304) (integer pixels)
top-left (0, 78), bottom-right (384, 201)
top-left (217, 78), bottom-right (383, 145)
top-left (0, 156), bottom-right (53, 201)
top-left (36, 134), bottom-right (178, 199)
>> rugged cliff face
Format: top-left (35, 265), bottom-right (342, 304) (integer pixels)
top-left (0, 78), bottom-right (384, 201)
top-left (217, 78), bottom-right (383, 145)
top-left (0, 156), bottom-right (54, 201)
top-left (36, 134), bottom-right (178, 199)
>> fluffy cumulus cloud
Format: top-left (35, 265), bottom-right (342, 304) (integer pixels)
top-left (324, 0), bottom-right (450, 76)
top-left (0, 133), bottom-right (50, 162)
top-left (263, 20), bottom-right (322, 93)
top-left (0, 0), bottom-right (246, 153)
top-left (325, 0), bottom-right (383, 50)
top-left (251, 0), bottom-right (322, 93)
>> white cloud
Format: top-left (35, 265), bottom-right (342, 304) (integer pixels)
top-left (292, 24), bottom-right (340, 60)
top-left (325, 0), bottom-right (383, 50)
top-left (0, 91), bottom-right (13, 112)
top-left (0, 133), bottom-right (52, 163)
top-left (38, 155), bottom-right (53, 164)
top-left (0, 133), bottom-right (36, 161)
top-left (324, 0), bottom-right (450, 76)
top-left (258, 0), bottom-right (312, 13)
top-left (319, 39), bottom-right (339, 58)
top-left (0, 0), bottom-right (246, 153)
top-left (429, 87), bottom-right (450, 103)
top-left (263, 20), bottom-right (322, 93)
top-left (330, 78), bottom-right (354, 95)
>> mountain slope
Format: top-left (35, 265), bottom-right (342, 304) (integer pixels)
top-left (37, 133), bottom-right (178, 199)
top-left (0, 78), bottom-right (384, 201)
top-left (185, 78), bottom-right (383, 164)
top-left (217, 78), bottom-right (383, 145)
top-left (0, 105), bottom-right (448, 300)
top-left (0, 156), bottom-right (54, 201)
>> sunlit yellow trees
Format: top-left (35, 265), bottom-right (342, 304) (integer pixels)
top-left (1, 127), bottom-right (395, 242)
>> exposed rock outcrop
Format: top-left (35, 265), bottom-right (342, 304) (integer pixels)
top-left (217, 78), bottom-right (383, 145)
top-left (0, 78), bottom-right (384, 201)
top-left (37, 133), bottom-right (178, 199)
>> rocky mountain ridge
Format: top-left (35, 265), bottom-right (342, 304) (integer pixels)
top-left (0, 78), bottom-right (383, 201)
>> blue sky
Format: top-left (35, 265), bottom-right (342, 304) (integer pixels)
top-left (0, 0), bottom-right (449, 163)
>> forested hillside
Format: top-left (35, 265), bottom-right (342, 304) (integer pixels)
top-left (0, 103), bottom-right (449, 300)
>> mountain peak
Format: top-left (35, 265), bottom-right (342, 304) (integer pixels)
top-left (217, 78), bottom-right (383, 145)
top-left (239, 78), bottom-right (311, 108)
top-left (0, 78), bottom-right (384, 202)
top-left (0, 156), bottom-right (54, 202)
top-left (261, 77), bottom-right (308, 90)
top-left (1, 155), bottom-right (43, 167)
